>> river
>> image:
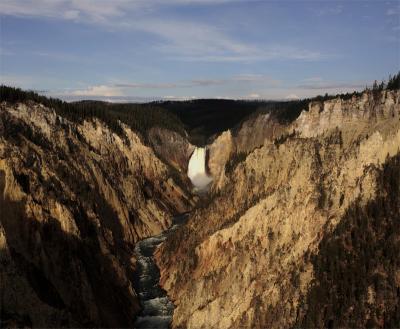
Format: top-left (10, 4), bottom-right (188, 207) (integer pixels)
top-left (133, 214), bottom-right (188, 329)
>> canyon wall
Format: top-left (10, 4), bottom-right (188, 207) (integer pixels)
top-left (148, 126), bottom-right (195, 173)
top-left (208, 112), bottom-right (286, 191)
top-left (156, 90), bottom-right (400, 329)
top-left (0, 102), bottom-right (194, 327)
top-left (1, 89), bottom-right (399, 329)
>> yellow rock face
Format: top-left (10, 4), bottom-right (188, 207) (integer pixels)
top-left (156, 90), bottom-right (400, 329)
top-left (0, 102), bottom-right (194, 327)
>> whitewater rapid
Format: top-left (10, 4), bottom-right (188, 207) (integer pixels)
top-left (187, 147), bottom-right (213, 191)
top-left (133, 215), bottom-right (188, 329)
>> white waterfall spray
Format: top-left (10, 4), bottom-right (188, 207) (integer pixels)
top-left (187, 147), bottom-right (213, 191)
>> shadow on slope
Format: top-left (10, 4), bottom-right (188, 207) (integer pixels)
top-left (295, 153), bottom-right (400, 329)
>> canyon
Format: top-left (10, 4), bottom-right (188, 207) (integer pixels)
top-left (0, 88), bottom-right (399, 328)
top-left (156, 90), bottom-right (400, 329)
top-left (0, 100), bottom-right (194, 327)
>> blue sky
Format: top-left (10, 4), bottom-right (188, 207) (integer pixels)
top-left (1, 0), bottom-right (399, 101)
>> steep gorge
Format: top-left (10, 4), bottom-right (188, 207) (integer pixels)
top-left (0, 88), bottom-right (399, 329)
top-left (156, 90), bottom-right (400, 329)
top-left (0, 101), bottom-right (195, 327)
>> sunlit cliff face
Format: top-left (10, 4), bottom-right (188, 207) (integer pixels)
top-left (187, 147), bottom-right (213, 192)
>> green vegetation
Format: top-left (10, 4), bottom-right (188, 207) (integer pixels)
top-left (387, 72), bottom-right (400, 90)
top-left (0, 85), bottom-right (309, 146)
top-left (256, 99), bottom-right (311, 124)
top-left (2, 71), bottom-right (399, 146)
top-left (371, 72), bottom-right (400, 91)
top-left (273, 130), bottom-right (296, 146)
top-left (0, 85), bottom-right (186, 141)
top-left (1, 111), bottom-right (51, 151)
top-left (156, 99), bottom-right (315, 145)
top-left (314, 71), bottom-right (400, 103)
top-left (296, 153), bottom-right (400, 329)
top-left (155, 99), bottom-right (275, 145)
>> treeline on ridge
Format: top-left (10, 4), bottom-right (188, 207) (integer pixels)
top-left (1, 72), bottom-right (398, 145)
top-left (0, 85), bottom-right (186, 140)
top-left (0, 85), bottom-right (308, 145)
top-left (296, 153), bottom-right (400, 329)
top-left (154, 98), bottom-right (317, 145)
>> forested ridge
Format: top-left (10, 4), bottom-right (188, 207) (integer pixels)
top-left (157, 99), bottom-right (309, 144)
top-left (0, 86), bottom-right (309, 145)
top-left (156, 72), bottom-right (400, 144)
top-left (296, 153), bottom-right (400, 329)
top-left (0, 86), bottom-right (186, 141)
top-left (1, 72), bottom-right (399, 145)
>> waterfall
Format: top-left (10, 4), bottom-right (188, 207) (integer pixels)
top-left (187, 147), bottom-right (213, 191)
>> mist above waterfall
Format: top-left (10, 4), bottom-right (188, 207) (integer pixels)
top-left (187, 147), bottom-right (213, 191)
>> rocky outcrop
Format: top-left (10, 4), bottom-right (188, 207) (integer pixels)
top-left (208, 113), bottom-right (286, 190)
top-left (207, 131), bottom-right (234, 190)
top-left (148, 127), bottom-right (195, 173)
top-left (1, 89), bottom-right (399, 329)
top-left (156, 90), bottom-right (400, 329)
top-left (233, 112), bottom-right (286, 153)
top-left (295, 153), bottom-right (400, 328)
top-left (295, 90), bottom-right (399, 139)
top-left (0, 102), bottom-right (194, 327)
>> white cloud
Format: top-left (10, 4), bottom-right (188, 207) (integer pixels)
top-left (163, 95), bottom-right (197, 100)
top-left (115, 82), bottom-right (179, 89)
top-left (113, 74), bottom-right (280, 89)
top-left (59, 75), bottom-right (280, 100)
top-left (1, 74), bottom-right (36, 86)
top-left (312, 5), bottom-right (343, 17)
top-left (31, 50), bottom-right (85, 62)
top-left (0, 1), bottom-right (323, 63)
top-left (233, 74), bottom-right (263, 81)
top-left (297, 80), bottom-right (365, 90)
top-left (387, 6), bottom-right (400, 16)
top-left (133, 19), bottom-right (260, 60)
top-left (0, 0), bottom-right (241, 23)
top-left (303, 77), bottom-right (323, 82)
top-left (63, 9), bottom-right (80, 20)
top-left (0, 47), bottom-right (14, 56)
top-left (71, 85), bottom-right (123, 96)
top-left (6, 76), bottom-right (367, 102)
top-left (168, 41), bottom-right (322, 62)
top-left (0, 0), bottom-right (131, 24)
top-left (285, 94), bottom-right (300, 100)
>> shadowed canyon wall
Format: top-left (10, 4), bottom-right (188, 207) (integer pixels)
top-left (0, 102), bottom-right (195, 327)
top-left (1, 89), bottom-right (399, 329)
